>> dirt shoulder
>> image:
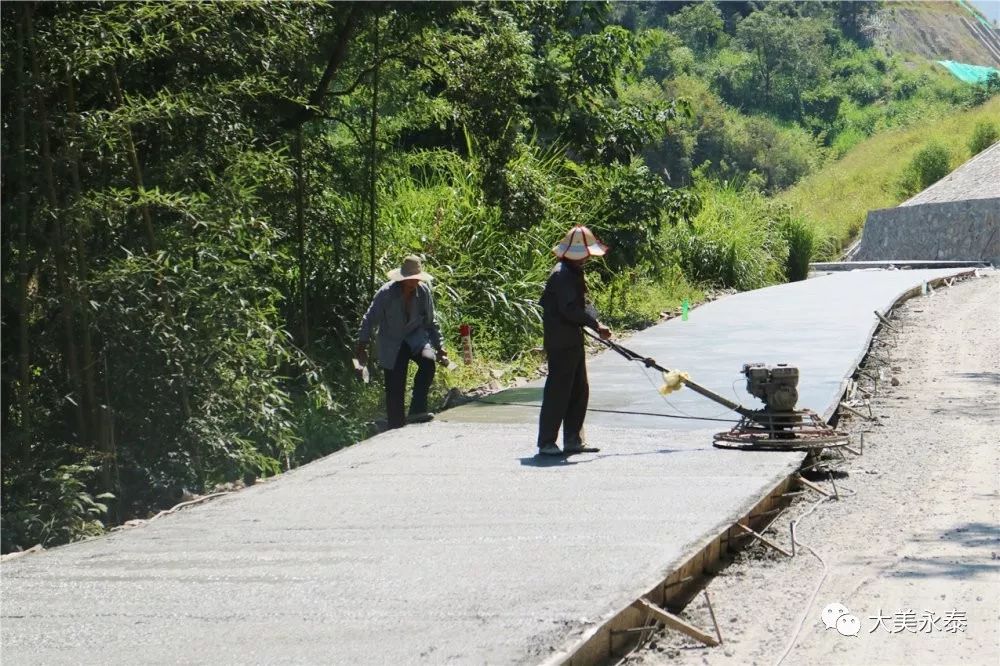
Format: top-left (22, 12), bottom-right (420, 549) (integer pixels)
top-left (628, 271), bottom-right (999, 666)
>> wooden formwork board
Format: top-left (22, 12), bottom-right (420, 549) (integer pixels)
top-left (544, 473), bottom-right (797, 666)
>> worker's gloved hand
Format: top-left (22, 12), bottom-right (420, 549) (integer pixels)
top-left (597, 324), bottom-right (612, 340)
top-left (643, 357), bottom-right (656, 368)
top-left (355, 344), bottom-right (369, 367)
top-left (435, 348), bottom-right (449, 365)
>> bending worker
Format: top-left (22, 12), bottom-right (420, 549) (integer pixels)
top-left (356, 255), bottom-right (449, 429)
top-left (537, 226), bottom-right (613, 456)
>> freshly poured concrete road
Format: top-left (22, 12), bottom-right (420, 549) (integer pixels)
top-left (448, 268), bottom-right (966, 428)
top-left (1, 269), bottom-right (968, 665)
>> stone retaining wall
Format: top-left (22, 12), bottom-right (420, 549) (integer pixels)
top-left (852, 197), bottom-right (1000, 263)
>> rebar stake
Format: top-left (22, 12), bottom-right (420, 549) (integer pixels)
top-left (703, 590), bottom-right (724, 646)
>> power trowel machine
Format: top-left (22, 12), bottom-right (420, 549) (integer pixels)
top-left (584, 330), bottom-right (849, 451)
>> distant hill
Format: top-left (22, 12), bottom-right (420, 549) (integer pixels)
top-left (885, 1), bottom-right (1000, 67)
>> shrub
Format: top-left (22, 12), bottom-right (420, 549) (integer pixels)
top-left (669, 46), bottom-right (695, 76)
top-left (1, 463), bottom-right (110, 552)
top-left (379, 148), bottom-right (564, 356)
top-left (830, 126), bottom-right (865, 157)
top-left (655, 75), bottom-right (729, 185)
top-left (666, 1), bottom-right (725, 55)
top-left (898, 141), bottom-right (951, 197)
top-left (709, 48), bottom-right (756, 107)
top-left (718, 114), bottom-right (821, 192)
top-left (640, 28), bottom-right (683, 80)
top-left (579, 159), bottom-right (697, 273)
top-left (499, 159), bottom-right (550, 231)
top-left (802, 84), bottom-right (843, 128)
top-left (968, 120), bottom-right (999, 155)
top-left (965, 71), bottom-right (1000, 107)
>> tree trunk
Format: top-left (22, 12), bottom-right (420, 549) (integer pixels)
top-left (13, 5), bottom-right (32, 437)
top-left (27, 8), bottom-right (89, 445)
top-left (293, 126), bottom-right (310, 352)
top-left (289, 5), bottom-right (361, 128)
top-left (368, 11), bottom-right (380, 298)
top-left (66, 72), bottom-right (108, 491)
top-left (109, 72), bottom-right (158, 251)
top-left (110, 69), bottom-right (199, 480)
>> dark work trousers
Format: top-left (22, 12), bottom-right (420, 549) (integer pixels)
top-left (384, 342), bottom-right (436, 429)
top-left (537, 344), bottom-right (589, 447)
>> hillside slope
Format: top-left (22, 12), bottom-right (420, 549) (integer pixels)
top-left (886, 1), bottom-right (1000, 67)
top-left (780, 96), bottom-right (1000, 256)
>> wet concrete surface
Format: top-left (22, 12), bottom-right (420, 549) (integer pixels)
top-left (0, 269), bottom-right (968, 665)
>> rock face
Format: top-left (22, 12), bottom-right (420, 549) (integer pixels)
top-left (853, 143), bottom-right (1000, 263)
top-left (853, 197), bottom-right (1000, 263)
top-left (886, 5), bottom-right (1000, 67)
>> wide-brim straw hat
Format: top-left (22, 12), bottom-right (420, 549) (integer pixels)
top-left (387, 254), bottom-right (434, 282)
top-left (553, 225), bottom-right (607, 260)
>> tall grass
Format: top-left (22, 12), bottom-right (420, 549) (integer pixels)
top-left (375, 144), bottom-right (702, 383)
top-left (780, 217), bottom-right (816, 282)
top-left (378, 148), bottom-right (564, 359)
top-left (667, 181), bottom-right (793, 291)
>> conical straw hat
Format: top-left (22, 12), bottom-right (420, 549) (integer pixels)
top-left (552, 225), bottom-right (607, 260)
top-left (387, 255), bottom-right (434, 282)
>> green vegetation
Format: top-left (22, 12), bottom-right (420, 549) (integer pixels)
top-left (899, 141), bottom-right (953, 197)
top-left (781, 97), bottom-right (1000, 255)
top-left (2, 1), bottom-right (996, 552)
top-left (669, 181), bottom-right (803, 291)
top-left (969, 119), bottom-right (999, 155)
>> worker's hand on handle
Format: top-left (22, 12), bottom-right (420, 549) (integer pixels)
top-left (597, 323), bottom-right (612, 340)
top-left (435, 348), bottom-right (450, 365)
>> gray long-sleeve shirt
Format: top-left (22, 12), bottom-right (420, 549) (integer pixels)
top-left (357, 281), bottom-right (443, 369)
top-left (540, 260), bottom-right (600, 351)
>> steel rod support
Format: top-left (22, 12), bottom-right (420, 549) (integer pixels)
top-left (703, 590), bottom-right (724, 646)
top-left (734, 523), bottom-right (792, 557)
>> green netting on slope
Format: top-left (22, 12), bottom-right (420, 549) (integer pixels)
top-left (937, 59), bottom-right (1000, 83)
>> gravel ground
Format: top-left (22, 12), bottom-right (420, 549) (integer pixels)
top-left (626, 270), bottom-right (999, 666)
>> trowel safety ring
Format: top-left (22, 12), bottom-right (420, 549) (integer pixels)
top-left (712, 409), bottom-right (850, 451)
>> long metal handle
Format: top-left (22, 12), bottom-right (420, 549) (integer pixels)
top-left (583, 329), bottom-right (751, 417)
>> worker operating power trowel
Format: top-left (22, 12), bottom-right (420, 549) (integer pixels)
top-left (535, 225), bottom-right (848, 456)
top-left (536, 225), bottom-right (613, 457)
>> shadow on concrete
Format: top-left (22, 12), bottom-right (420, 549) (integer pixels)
top-left (591, 448), bottom-right (684, 460)
top-left (928, 396), bottom-right (1000, 423)
top-left (888, 556), bottom-right (998, 580)
top-left (519, 455), bottom-right (586, 467)
top-left (519, 447), bottom-right (683, 468)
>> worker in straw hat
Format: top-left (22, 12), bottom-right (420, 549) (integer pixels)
top-left (537, 225), bottom-right (613, 456)
top-left (356, 255), bottom-right (450, 429)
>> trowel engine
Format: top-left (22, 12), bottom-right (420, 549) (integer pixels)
top-left (715, 360), bottom-right (848, 450)
top-left (742, 363), bottom-right (799, 414)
